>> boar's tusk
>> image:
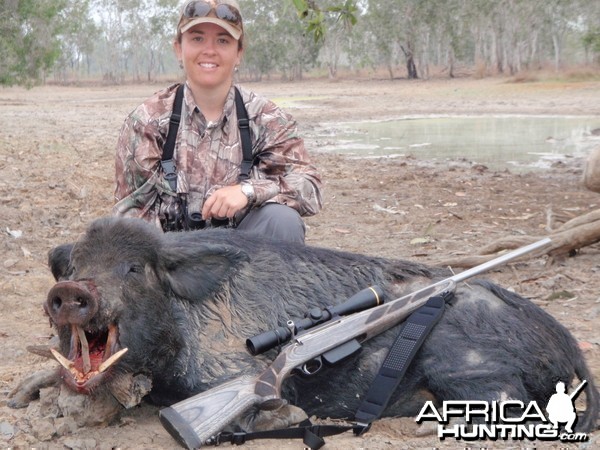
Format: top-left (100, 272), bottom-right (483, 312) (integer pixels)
top-left (98, 348), bottom-right (128, 373)
top-left (75, 325), bottom-right (92, 374)
top-left (104, 323), bottom-right (119, 362)
top-left (50, 348), bottom-right (75, 372)
top-left (26, 344), bottom-right (57, 360)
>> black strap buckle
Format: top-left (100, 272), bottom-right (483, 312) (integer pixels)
top-left (238, 117), bottom-right (250, 129)
top-left (160, 159), bottom-right (177, 191)
top-left (169, 112), bottom-right (181, 125)
top-left (207, 431), bottom-right (247, 446)
top-left (353, 422), bottom-right (372, 436)
top-left (230, 432), bottom-right (247, 445)
top-left (302, 426), bottom-right (326, 449)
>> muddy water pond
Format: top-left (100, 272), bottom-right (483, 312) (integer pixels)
top-left (316, 115), bottom-right (600, 171)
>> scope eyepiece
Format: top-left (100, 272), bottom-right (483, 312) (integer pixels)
top-left (246, 326), bottom-right (292, 356)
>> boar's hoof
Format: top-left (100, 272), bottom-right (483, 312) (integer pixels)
top-left (415, 420), bottom-right (438, 437)
top-left (245, 403), bottom-right (309, 432)
top-left (8, 369), bottom-right (60, 409)
top-left (108, 373), bottom-right (153, 408)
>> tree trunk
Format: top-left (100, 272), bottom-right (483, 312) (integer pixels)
top-left (448, 48), bottom-right (455, 78)
top-left (401, 44), bottom-right (418, 79)
top-left (552, 33), bottom-right (561, 71)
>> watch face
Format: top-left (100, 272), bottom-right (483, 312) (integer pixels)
top-left (242, 183), bottom-right (254, 199)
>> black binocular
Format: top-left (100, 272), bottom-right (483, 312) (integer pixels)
top-left (186, 212), bottom-right (230, 230)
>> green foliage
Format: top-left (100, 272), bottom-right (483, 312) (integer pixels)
top-left (240, 0), bottom-right (320, 80)
top-left (0, 0), bottom-right (68, 86)
top-left (583, 30), bottom-right (600, 54)
top-left (3, 0), bottom-right (599, 85)
top-left (291, 0), bottom-right (358, 43)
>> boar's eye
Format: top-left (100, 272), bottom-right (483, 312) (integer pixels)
top-left (127, 263), bottom-right (144, 274)
top-left (116, 262), bottom-right (144, 277)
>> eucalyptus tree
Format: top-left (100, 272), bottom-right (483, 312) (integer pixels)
top-left (314, 0), bottom-right (357, 78)
top-left (123, 0), bottom-right (179, 82)
top-left (581, 0), bottom-right (600, 64)
top-left (89, 0), bottom-right (128, 82)
top-left (358, 0), bottom-right (424, 79)
top-left (542, 0), bottom-right (579, 71)
top-left (90, 0), bottom-right (179, 83)
top-left (0, 0), bottom-right (68, 85)
top-left (240, 0), bottom-right (320, 80)
top-left (51, 0), bottom-right (97, 82)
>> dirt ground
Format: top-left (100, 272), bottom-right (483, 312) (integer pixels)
top-left (1, 76), bottom-right (600, 450)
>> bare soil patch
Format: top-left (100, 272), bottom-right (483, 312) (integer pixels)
top-left (1, 77), bottom-right (599, 449)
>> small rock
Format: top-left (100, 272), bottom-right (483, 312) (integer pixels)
top-left (55, 416), bottom-right (78, 437)
top-left (63, 437), bottom-right (98, 450)
top-left (0, 421), bottom-right (15, 439)
top-left (31, 418), bottom-right (55, 441)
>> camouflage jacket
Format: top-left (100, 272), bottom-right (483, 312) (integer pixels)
top-left (113, 83), bottom-right (322, 230)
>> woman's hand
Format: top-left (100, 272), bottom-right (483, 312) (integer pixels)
top-left (201, 185), bottom-right (249, 220)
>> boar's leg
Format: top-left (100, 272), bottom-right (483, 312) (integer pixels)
top-left (236, 402), bottom-right (309, 432)
top-left (8, 369), bottom-right (60, 408)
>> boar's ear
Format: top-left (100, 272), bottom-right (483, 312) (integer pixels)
top-left (160, 243), bottom-right (250, 302)
top-left (48, 243), bottom-right (74, 281)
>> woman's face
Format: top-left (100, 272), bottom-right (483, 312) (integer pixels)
top-left (175, 22), bottom-right (242, 91)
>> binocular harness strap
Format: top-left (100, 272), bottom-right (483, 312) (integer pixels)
top-left (234, 87), bottom-right (254, 181)
top-left (160, 84), bottom-right (253, 193)
top-left (160, 84), bottom-right (185, 192)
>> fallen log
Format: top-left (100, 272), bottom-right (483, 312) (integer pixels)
top-left (435, 208), bottom-right (600, 269)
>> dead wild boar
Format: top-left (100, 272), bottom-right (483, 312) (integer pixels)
top-left (9, 216), bottom-right (599, 435)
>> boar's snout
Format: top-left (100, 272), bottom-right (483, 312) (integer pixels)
top-left (45, 280), bottom-right (99, 327)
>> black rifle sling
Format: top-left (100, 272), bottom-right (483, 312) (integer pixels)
top-left (353, 290), bottom-right (452, 434)
top-left (209, 292), bottom-right (451, 449)
top-left (207, 419), bottom-right (354, 449)
top-left (161, 84), bottom-right (184, 192)
top-left (160, 85), bottom-right (253, 192)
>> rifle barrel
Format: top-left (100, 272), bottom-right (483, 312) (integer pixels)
top-left (449, 238), bottom-right (552, 284)
top-left (569, 380), bottom-right (588, 400)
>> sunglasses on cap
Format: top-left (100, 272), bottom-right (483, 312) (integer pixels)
top-left (183, 1), bottom-right (242, 26)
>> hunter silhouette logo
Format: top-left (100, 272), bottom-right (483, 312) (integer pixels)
top-left (415, 380), bottom-right (589, 442)
top-left (546, 380), bottom-right (586, 433)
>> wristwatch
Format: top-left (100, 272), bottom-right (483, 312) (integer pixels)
top-left (240, 181), bottom-right (256, 205)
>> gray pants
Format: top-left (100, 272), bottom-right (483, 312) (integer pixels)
top-left (236, 203), bottom-right (306, 243)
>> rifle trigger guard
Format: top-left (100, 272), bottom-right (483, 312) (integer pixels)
top-left (299, 356), bottom-right (323, 376)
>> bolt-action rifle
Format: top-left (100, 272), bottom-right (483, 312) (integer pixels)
top-left (159, 238), bottom-right (551, 449)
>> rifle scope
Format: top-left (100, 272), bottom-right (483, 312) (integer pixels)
top-left (246, 285), bottom-right (385, 356)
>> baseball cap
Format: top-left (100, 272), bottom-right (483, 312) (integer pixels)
top-left (178, 0), bottom-right (243, 40)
